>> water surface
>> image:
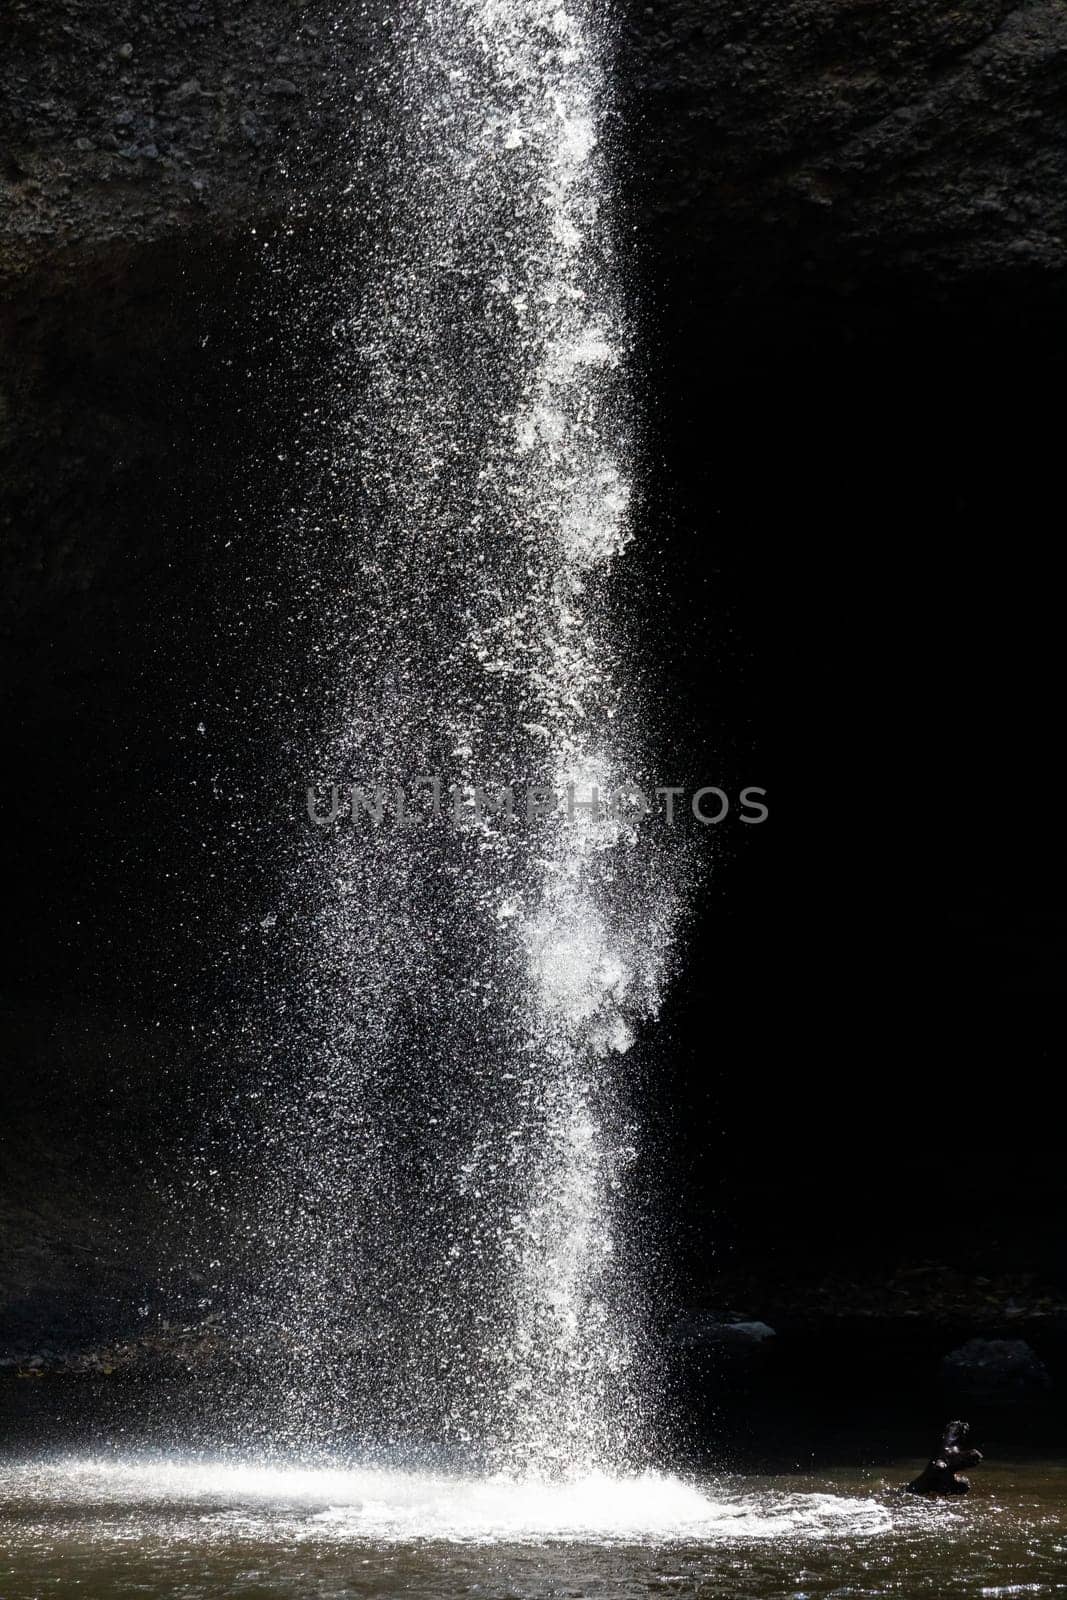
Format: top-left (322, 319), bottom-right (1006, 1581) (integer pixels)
top-left (2, 1456), bottom-right (1064, 1598)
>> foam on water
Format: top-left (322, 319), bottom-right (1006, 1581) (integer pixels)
top-left (0, 1460), bottom-right (893, 1546)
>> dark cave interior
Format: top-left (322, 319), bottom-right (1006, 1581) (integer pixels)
top-left (3, 219), bottom-right (1064, 1344)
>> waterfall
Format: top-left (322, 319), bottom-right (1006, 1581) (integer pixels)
top-left (246, 0), bottom-right (680, 1479)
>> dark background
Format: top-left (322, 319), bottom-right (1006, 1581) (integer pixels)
top-left (640, 275), bottom-right (1066, 1298)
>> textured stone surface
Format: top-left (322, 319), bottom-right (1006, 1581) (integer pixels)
top-left (2, 1), bottom-right (1065, 285)
top-left (4, 0), bottom-right (1065, 599)
top-left (619, 0), bottom-right (1067, 293)
top-left (4, 0), bottom-right (1066, 545)
top-left (0, 0), bottom-right (376, 275)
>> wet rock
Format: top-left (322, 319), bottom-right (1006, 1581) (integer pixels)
top-left (906, 1419), bottom-right (984, 1495)
top-left (734, 1320), bottom-right (775, 1343)
top-left (942, 1338), bottom-right (1052, 1406)
top-left (672, 1311), bottom-right (777, 1354)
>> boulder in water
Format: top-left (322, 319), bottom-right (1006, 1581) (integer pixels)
top-left (672, 1313), bottom-right (777, 1352)
top-left (942, 1338), bottom-right (1052, 1406)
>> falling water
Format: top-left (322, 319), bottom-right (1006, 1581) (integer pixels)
top-left (241, 0), bottom-right (681, 1478)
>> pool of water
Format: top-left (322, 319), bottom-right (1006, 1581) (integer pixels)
top-left (1, 1456), bottom-right (1065, 1598)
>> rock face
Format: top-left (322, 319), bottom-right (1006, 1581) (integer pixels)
top-left (620, 0), bottom-right (1067, 295)
top-left (0, 0), bottom-right (377, 270)
top-left (4, 0), bottom-right (1067, 590)
top-left (3, 1), bottom-right (1066, 285)
top-left (1, 0), bottom-right (366, 662)
top-left (3, 0), bottom-right (1065, 622)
